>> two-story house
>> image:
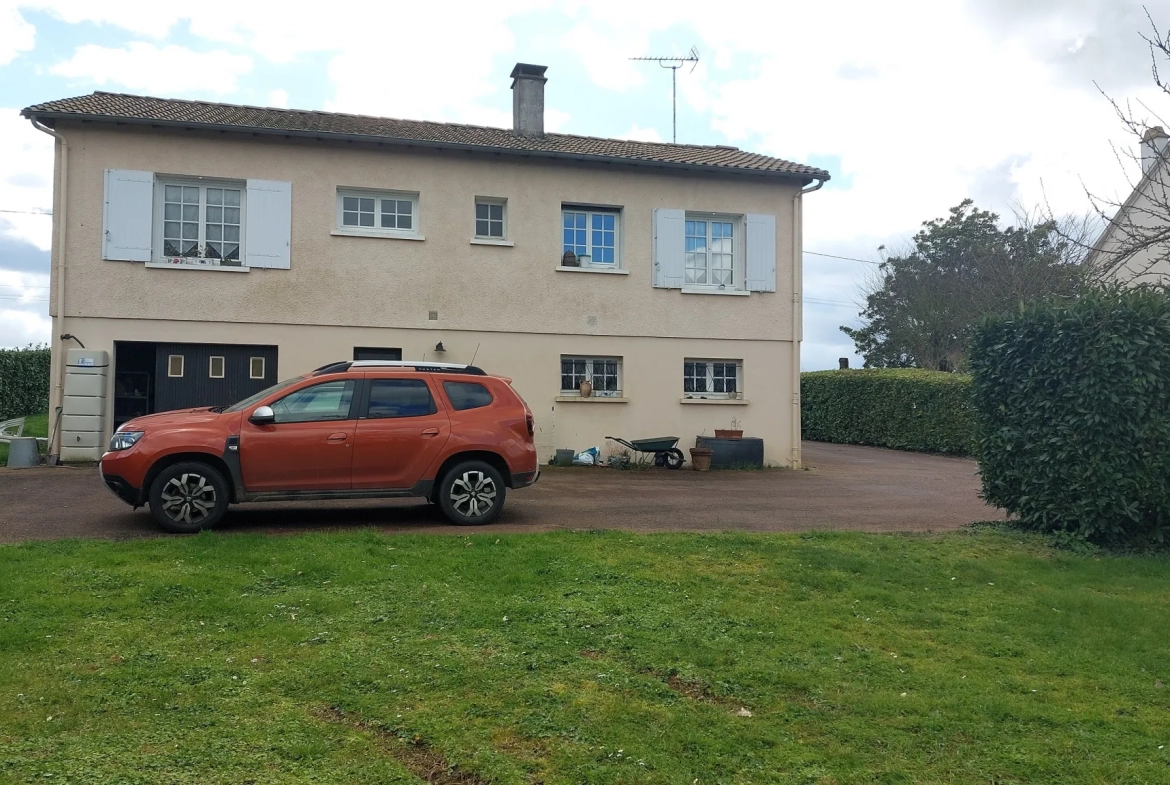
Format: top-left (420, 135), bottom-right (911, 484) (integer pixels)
top-left (22, 63), bottom-right (828, 466)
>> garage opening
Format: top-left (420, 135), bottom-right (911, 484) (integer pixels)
top-left (114, 341), bottom-right (278, 429)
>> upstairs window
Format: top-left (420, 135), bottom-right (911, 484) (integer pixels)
top-left (561, 205), bottom-right (620, 267)
top-left (685, 215), bottom-right (737, 288)
top-left (475, 198), bottom-right (506, 240)
top-left (337, 189), bottom-right (419, 237)
top-left (156, 180), bottom-right (245, 263)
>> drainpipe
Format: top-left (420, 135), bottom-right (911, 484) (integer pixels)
top-left (791, 178), bottom-right (824, 469)
top-left (30, 119), bottom-right (68, 464)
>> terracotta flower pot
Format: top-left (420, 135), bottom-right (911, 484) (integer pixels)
top-left (690, 447), bottom-right (714, 471)
top-left (579, 380), bottom-right (593, 397)
top-left (714, 429), bottom-right (743, 440)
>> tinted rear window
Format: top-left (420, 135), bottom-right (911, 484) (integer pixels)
top-left (367, 379), bottom-right (437, 419)
top-left (444, 381), bottom-right (494, 411)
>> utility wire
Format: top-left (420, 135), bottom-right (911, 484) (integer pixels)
top-left (0, 209), bottom-right (52, 216)
top-left (805, 250), bottom-right (880, 265)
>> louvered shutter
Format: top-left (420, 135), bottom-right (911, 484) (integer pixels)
top-left (102, 169), bottom-right (154, 262)
top-left (652, 208), bottom-right (685, 289)
top-left (245, 179), bottom-right (292, 269)
top-left (745, 213), bottom-right (777, 292)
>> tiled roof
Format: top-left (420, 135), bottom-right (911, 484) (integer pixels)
top-left (22, 92), bottom-right (829, 182)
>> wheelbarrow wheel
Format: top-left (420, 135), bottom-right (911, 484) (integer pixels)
top-left (664, 448), bottom-right (685, 470)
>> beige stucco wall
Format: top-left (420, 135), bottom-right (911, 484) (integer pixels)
top-left (55, 316), bottom-right (798, 466)
top-left (45, 121), bottom-right (807, 465)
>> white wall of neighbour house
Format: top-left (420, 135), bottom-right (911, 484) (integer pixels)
top-left (1099, 166), bottom-right (1170, 285)
top-left (46, 123), bottom-right (807, 465)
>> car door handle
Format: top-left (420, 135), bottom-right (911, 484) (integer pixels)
top-left (327, 432), bottom-right (348, 443)
top-left (421, 428), bottom-right (440, 437)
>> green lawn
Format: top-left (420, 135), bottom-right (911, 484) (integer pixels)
top-left (1, 528), bottom-right (1168, 784)
top-left (0, 412), bottom-right (48, 465)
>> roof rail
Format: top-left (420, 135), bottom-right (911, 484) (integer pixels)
top-left (314, 360), bottom-right (487, 376)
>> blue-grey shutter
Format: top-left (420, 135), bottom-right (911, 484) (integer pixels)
top-left (653, 208), bottom-right (685, 288)
top-left (245, 179), bottom-right (292, 269)
top-left (102, 169), bottom-right (154, 261)
top-left (746, 213), bottom-right (777, 292)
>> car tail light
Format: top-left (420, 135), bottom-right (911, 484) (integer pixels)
top-left (525, 412), bottom-right (535, 438)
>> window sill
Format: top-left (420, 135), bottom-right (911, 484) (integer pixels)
top-left (470, 238), bottom-right (514, 247)
top-left (145, 261), bottom-right (249, 273)
top-left (555, 395), bottom-right (629, 403)
top-left (680, 397), bottom-right (749, 405)
top-left (556, 266), bottom-right (629, 275)
top-left (331, 229), bottom-right (425, 241)
top-left (681, 287), bottom-right (749, 296)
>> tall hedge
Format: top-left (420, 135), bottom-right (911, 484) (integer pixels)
top-left (0, 345), bottom-right (51, 421)
top-left (970, 288), bottom-right (1170, 543)
top-left (801, 369), bottom-right (975, 455)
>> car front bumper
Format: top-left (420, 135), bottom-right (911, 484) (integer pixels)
top-left (100, 466), bottom-right (142, 506)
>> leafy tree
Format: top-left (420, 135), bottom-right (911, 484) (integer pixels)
top-left (842, 200), bottom-right (1090, 370)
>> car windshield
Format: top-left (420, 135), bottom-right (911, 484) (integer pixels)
top-left (223, 376), bottom-right (305, 413)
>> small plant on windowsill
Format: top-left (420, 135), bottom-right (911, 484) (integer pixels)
top-left (561, 250), bottom-right (580, 267)
top-left (715, 417), bottom-right (743, 440)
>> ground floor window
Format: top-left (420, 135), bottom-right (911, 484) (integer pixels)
top-left (683, 359), bottom-right (742, 398)
top-left (560, 356), bottom-right (622, 397)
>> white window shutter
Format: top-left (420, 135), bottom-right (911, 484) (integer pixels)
top-left (653, 208), bottom-right (685, 288)
top-left (746, 213), bottom-right (777, 292)
top-left (245, 179), bottom-right (292, 269)
top-left (102, 169), bottom-right (154, 262)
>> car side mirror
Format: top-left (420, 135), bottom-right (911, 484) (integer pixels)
top-left (249, 405), bottom-right (275, 425)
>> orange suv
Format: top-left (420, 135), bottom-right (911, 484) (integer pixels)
top-left (99, 361), bottom-right (539, 532)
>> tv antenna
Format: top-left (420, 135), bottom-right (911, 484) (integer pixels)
top-left (629, 46), bottom-right (699, 143)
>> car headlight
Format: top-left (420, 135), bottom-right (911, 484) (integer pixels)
top-left (108, 431), bottom-right (144, 451)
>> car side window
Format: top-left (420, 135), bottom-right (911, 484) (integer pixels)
top-left (270, 380), bottom-right (355, 423)
top-left (444, 381), bottom-right (494, 411)
top-left (366, 379), bottom-right (437, 419)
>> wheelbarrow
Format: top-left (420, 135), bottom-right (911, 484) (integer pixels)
top-left (605, 436), bottom-right (685, 469)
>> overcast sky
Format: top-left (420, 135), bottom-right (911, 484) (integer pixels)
top-left (1, 0), bottom-right (1167, 367)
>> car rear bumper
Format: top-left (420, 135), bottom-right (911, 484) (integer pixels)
top-left (100, 469), bottom-right (142, 506)
top-left (511, 468), bottom-right (540, 488)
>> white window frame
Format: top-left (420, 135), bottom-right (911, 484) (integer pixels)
top-left (250, 357), bottom-right (265, 380)
top-left (683, 212), bottom-right (745, 291)
top-left (561, 205), bottom-right (622, 268)
top-left (336, 188), bottom-right (420, 239)
top-left (153, 177), bottom-right (247, 266)
top-left (168, 355), bottom-right (184, 378)
top-left (473, 197), bottom-right (508, 241)
top-left (209, 356), bottom-right (225, 379)
top-left (683, 359), bottom-right (743, 399)
top-left (560, 355), bottom-right (623, 397)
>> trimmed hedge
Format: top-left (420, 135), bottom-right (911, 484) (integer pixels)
top-left (970, 288), bottom-right (1170, 544)
top-left (0, 346), bottom-right (51, 421)
top-left (801, 369), bottom-right (975, 455)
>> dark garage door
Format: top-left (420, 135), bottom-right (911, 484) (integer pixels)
top-left (154, 343), bottom-right (278, 412)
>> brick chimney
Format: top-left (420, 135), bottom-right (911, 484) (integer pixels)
top-left (511, 63), bottom-right (547, 137)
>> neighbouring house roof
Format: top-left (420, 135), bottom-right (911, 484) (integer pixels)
top-left (21, 92), bottom-right (830, 184)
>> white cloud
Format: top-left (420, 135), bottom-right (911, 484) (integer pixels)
top-left (559, 22), bottom-right (649, 92)
top-left (0, 306), bottom-right (51, 348)
top-left (0, 6), bottom-right (35, 66)
top-left (266, 89), bottom-right (288, 108)
top-left (0, 109), bottom-right (54, 251)
top-left (50, 42), bottom-right (253, 95)
top-left (619, 124), bottom-right (662, 142)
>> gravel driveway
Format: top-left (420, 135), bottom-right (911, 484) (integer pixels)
top-left (0, 442), bottom-right (1001, 543)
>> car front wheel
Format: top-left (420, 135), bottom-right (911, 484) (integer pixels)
top-left (438, 461), bottom-right (506, 525)
top-left (148, 461), bottom-right (229, 533)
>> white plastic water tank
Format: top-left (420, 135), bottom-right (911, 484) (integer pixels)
top-left (61, 348), bottom-right (109, 462)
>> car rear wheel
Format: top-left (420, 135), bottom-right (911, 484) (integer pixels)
top-left (148, 462), bottom-right (229, 533)
top-left (438, 461), bottom-right (506, 525)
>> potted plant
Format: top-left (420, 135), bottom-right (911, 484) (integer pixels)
top-left (579, 379), bottom-right (593, 397)
top-left (689, 446), bottom-right (714, 471)
top-left (715, 417), bottom-right (743, 440)
top-left (562, 250), bottom-right (580, 267)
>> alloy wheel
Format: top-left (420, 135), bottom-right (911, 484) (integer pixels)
top-left (159, 472), bottom-right (217, 526)
top-left (449, 470), bottom-right (498, 519)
